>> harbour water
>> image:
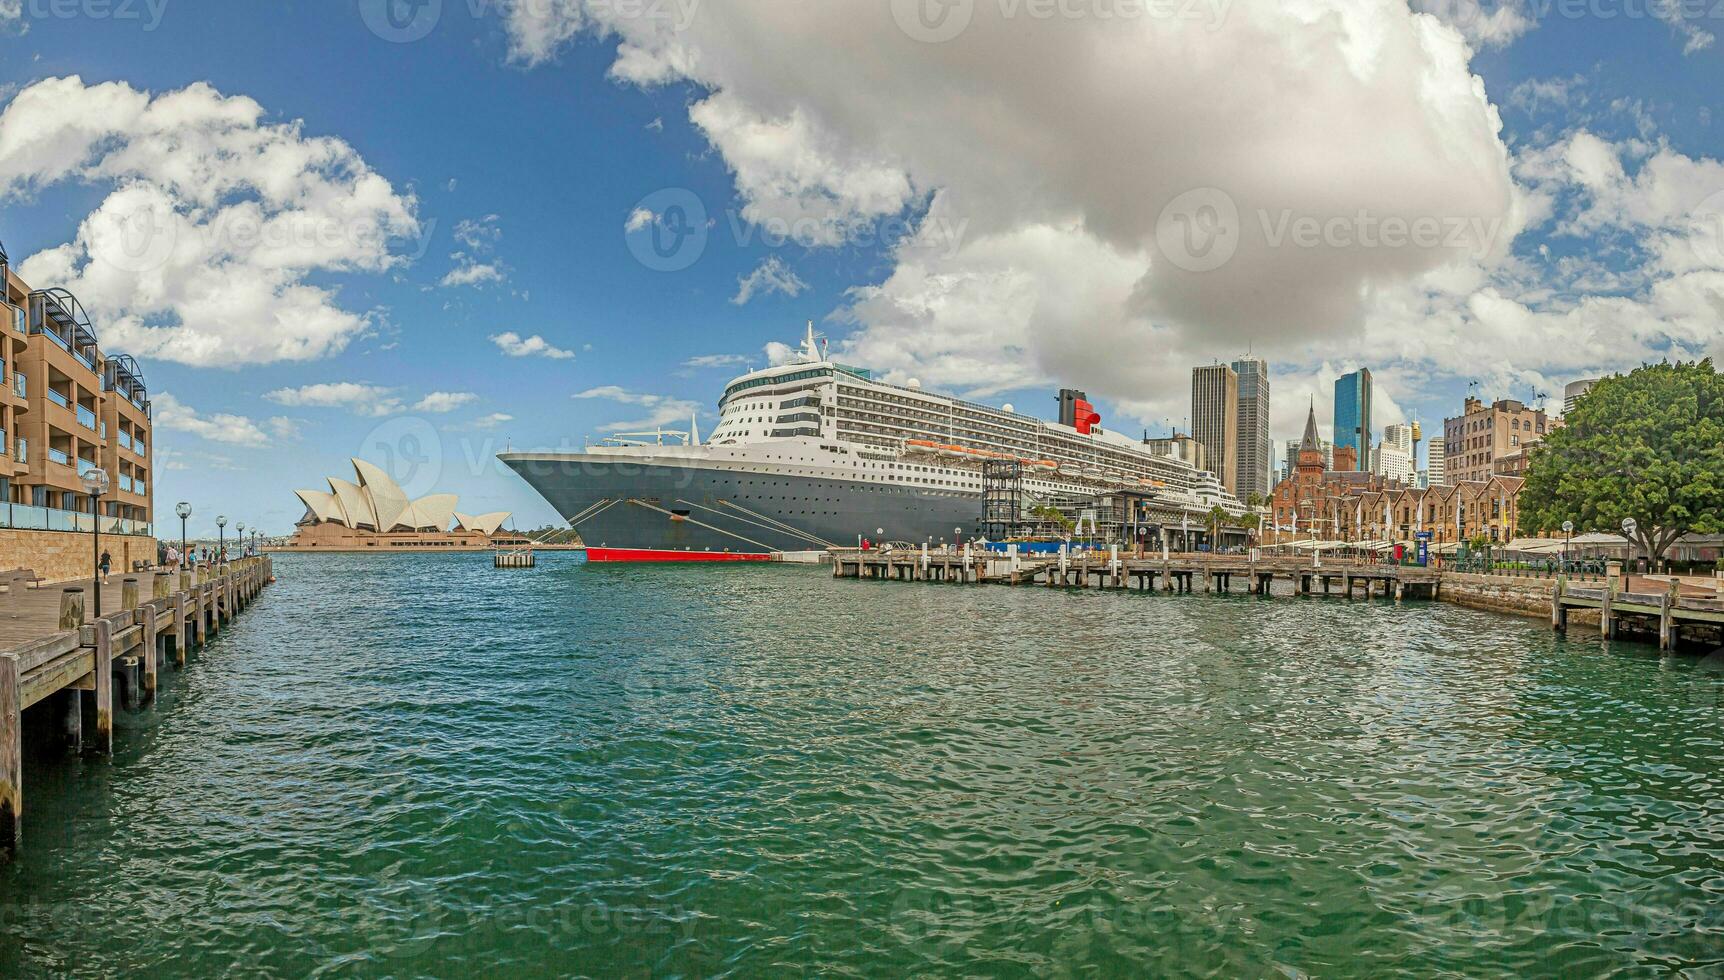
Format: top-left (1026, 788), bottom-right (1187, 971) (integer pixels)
top-left (2, 553), bottom-right (1721, 976)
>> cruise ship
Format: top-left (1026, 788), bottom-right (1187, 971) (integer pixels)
top-left (501, 327), bottom-right (1246, 562)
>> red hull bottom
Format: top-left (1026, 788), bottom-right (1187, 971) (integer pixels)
top-left (585, 547), bottom-right (773, 563)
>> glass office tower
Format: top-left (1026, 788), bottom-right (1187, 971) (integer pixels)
top-left (1332, 369), bottom-right (1373, 471)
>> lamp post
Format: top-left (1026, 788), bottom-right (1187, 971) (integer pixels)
top-left (1562, 520), bottom-right (1574, 575)
top-left (237, 522), bottom-right (245, 557)
top-left (217, 515), bottom-right (228, 564)
top-left (176, 501), bottom-right (191, 569)
top-left (81, 469), bottom-right (110, 613)
top-left (1622, 517), bottom-right (1638, 573)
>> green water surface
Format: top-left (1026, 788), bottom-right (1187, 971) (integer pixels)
top-left (1, 553), bottom-right (1720, 977)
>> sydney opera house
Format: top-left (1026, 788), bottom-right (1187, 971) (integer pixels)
top-left (282, 458), bottom-right (518, 551)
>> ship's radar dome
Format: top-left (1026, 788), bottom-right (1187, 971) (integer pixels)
top-left (907, 378), bottom-right (922, 390)
top-left (1002, 403), bottom-right (1015, 414)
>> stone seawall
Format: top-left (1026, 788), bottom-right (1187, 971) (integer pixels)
top-left (1439, 571), bottom-right (1602, 625)
top-left (0, 529), bottom-right (157, 584)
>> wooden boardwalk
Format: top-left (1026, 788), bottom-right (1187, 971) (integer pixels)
top-left (1553, 574), bottom-right (1724, 650)
top-left (0, 556), bottom-right (274, 853)
top-left (832, 549), bottom-right (1442, 600)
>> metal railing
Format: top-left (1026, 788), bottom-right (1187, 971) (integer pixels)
top-left (45, 387), bottom-right (69, 409)
top-left (0, 502), bottom-right (152, 536)
top-left (47, 446), bottom-right (69, 466)
top-left (76, 404), bottom-right (97, 431)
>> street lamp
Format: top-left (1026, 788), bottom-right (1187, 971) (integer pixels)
top-left (1622, 517), bottom-right (1638, 572)
top-left (237, 522), bottom-right (245, 556)
top-left (1562, 520), bottom-right (1574, 574)
top-left (176, 501), bottom-right (191, 568)
top-left (217, 515), bottom-right (228, 563)
top-left (81, 469), bottom-right (110, 614)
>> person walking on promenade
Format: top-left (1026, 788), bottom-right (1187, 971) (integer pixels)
top-left (98, 549), bottom-right (112, 584)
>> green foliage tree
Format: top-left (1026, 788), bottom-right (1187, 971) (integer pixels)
top-left (1520, 360), bottom-right (1724, 568)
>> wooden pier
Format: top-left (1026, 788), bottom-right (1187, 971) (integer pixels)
top-left (0, 556), bottom-right (274, 853)
top-left (832, 548), bottom-right (1442, 600)
top-left (1552, 574), bottom-right (1724, 650)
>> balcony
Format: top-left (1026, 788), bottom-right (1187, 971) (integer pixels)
top-left (77, 404), bottom-right (98, 432)
top-left (0, 502), bottom-right (152, 536)
top-left (76, 457), bottom-right (101, 478)
top-left (118, 431), bottom-right (133, 452)
top-left (45, 387), bottom-right (69, 409)
top-left (13, 373), bottom-right (23, 398)
top-left (47, 446), bottom-right (69, 466)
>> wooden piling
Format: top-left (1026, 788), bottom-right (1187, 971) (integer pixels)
top-left (0, 654), bottom-right (19, 852)
top-left (91, 619), bottom-right (113, 755)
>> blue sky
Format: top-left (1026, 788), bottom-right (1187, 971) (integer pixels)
top-left (3, 1), bottom-right (1723, 535)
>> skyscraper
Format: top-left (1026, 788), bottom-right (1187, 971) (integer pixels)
top-left (1373, 422), bottom-right (1415, 485)
top-left (1427, 436), bottom-right (1446, 487)
top-left (1333, 369), bottom-right (1373, 470)
top-left (1191, 364), bottom-right (1239, 495)
top-left (1231, 357), bottom-right (1271, 502)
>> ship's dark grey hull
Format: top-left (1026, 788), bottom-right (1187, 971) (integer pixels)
top-left (501, 454), bottom-right (982, 559)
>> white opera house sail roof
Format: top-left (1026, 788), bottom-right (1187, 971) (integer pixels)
top-left (295, 459), bottom-right (510, 534)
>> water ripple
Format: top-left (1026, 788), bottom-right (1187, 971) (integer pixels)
top-left (0, 553), bottom-right (1720, 976)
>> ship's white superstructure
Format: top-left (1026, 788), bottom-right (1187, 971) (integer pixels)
top-left (503, 326), bottom-right (1244, 562)
top-left (702, 326), bottom-right (1244, 515)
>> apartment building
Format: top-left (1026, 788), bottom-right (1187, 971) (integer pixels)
top-left (1442, 397), bottom-right (1548, 486)
top-left (0, 237), bottom-right (154, 533)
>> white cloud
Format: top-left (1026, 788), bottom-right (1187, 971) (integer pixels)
top-left (625, 207), bottom-right (655, 232)
top-left (442, 215), bottom-right (506, 287)
top-left (1413, 1), bottom-right (1535, 49)
top-left (509, 2), bottom-right (1521, 418)
top-left (266, 416), bottom-right (302, 441)
top-left (264, 382), bottom-right (403, 417)
top-left (441, 261), bottom-right (505, 287)
top-left (152, 392), bottom-right (270, 447)
top-left (466, 412), bottom-right (514, 430)
top-left (574, 386), bottom-right (700, 432)
top-left (682, 353), bottom-right (749, 369)
top-left (490, 331), bottom-right (575, 360)
top-left (414, 391), bottom-right (478, 413)
top-left (732, 255), bottom-right (808, 305)
top-left (3, 77), bottom-right (419, 367)
top-left (0, 0), bottom-right (25, 36)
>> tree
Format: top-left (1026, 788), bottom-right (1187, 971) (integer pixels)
top-left (1520, 360), bottom-right (1724, 569)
